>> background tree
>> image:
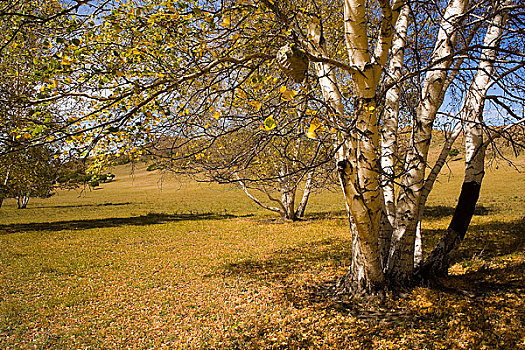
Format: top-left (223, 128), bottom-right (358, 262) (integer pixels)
top-left (145, 74), bottom-right (335, 221)
top-left (0, 145), bottom-right (58, 209)
top-left (149, 123), bottom-right (334, 221)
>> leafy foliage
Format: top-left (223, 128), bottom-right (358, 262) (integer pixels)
top-left (0, 146), bottom-right (58, 208)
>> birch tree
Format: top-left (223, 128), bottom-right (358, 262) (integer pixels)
top-left (23, 0), bottom-right (524, 294)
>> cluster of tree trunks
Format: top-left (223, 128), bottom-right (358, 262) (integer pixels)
top-left (295, 0), bottom-right (511, 293)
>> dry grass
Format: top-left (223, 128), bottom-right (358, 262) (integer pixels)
top-left (0, 154), bottom-right (524, 349)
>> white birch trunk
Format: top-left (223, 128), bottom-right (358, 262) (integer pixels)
top-left (414, 122), bottom-right (463, 266)
top-left (387, 0), bottom-right (468, 283)
top-left (420, 3), bottom-right (507, 278)
top-left (280, 182), bottom-right (296, 220)
top-left (235, 173), bottom-right (283, 215)
top-left (380, 3), bottom-right (410, 268)
top-left (295, 169), bottom-right (314, 218)
top-left (336, 0), bottom-right (407, 291)
top-left (308, 8), bottom-right (387, 290)
top-left (17, 195), bottom-right (29, 209)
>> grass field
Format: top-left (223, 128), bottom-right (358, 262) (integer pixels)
top-left (1, 152), bottom-right (524, 349)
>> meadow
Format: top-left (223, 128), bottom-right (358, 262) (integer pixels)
top-left (1, 150), bottom-right (524, 349)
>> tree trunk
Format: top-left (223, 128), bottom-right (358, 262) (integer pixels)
top-left (235, 173), bottom-right (283, 216)
top-left (17, 195), bottom-right (29, 209)
top-left (379, 3), bottom-right (410, 269)
top-left (387, 0), bottom-right (468, 285)
top-left (338, 98), bottom-right (385, 293)
top-left (419, 181), bottom-right (483, 277)
top-left (281, 186), bottom-right (296, 221)
top-left (295, 169), bottom-right (314, 218)
top-left (419, 4), bottom-right (506, 279)
top-left (414, 122), bottom-right (464, 267)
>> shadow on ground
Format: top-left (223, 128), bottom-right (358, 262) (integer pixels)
top-left (301, 205), bottom-right (492, 222)
top-left (33, 202), bottom-right (133, 209)
top-left (423, 204), bottom-right (492, 219)
top-left (221, 237), bottom-right (351, 281)
top-left (303, 210), bottom-right (348, 220)
top-left (223, 217), bottom-right (523, 284)
top-left (222, 216), bottom-right (524, 318)
top-left (424, 216), bottom-right (525, 261)
top-left (0, 212), bottom-right (252, 234)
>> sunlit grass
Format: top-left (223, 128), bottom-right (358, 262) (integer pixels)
top-left (0, 154), bottom-right (523, 349)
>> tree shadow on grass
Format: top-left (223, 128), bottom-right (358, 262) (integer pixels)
top-left (222, 217), bottom-right (523, 284)
top-left (34, 202), bottom-right (133, 209)
top-left (0, 212), bottom-right (253, 235)
top-left (302, 210), bottom-right (348, 220)
top-left (441, 259), bottom-right (524, 297)
top-left (298, 205), bottom-right (491, 222)
top-left (221, 217), bottom-right (524, 322)
top-left (423, 204), bottom-right (492, 219)
top-left (423, 217), bottom-right (525, 261)
top-left (221, 237), bottom-right (352, 281)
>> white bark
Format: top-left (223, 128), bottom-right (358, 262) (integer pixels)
top-left (414, 121), bottom-right (463, 266)
top-left (382, 4), bottom-right (409, 225)
top-left (343, 0), bottom-right (371, 70)
top-left (463, 7), bottom-right (506, 184)
top-left (388, 0), bottom-right (468, 280)
top-left (295, 169), bottom-right (314, 218)
top-left (419, 2), bottom-right (508, 277)
top-left (279, 167), bottom-right (297, 220)
top-left (380, 4), bottom-right (410, 266)
top-left (235, 173), bottom-right (282, 214)
top-left (308, 12), bottom-right (389, 289)
top-left (17, 195), bottom-right (29, 209)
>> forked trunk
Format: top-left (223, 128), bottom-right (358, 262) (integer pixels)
top-left (419, 4), bottom-right (506, 279)
top-left (386, 0), bottom-right (468, 285)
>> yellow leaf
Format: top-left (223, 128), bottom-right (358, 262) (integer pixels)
top-left (281, 89), bottom-right (298, 101)
top-left (263, 116), bottom-right (276, 131)
top-left (306, 118), bottom-right (321, 139)
top-left (305, 129), bottom-right (316, 139)
top-left (310, 117), bottom-right (321, 129)
top-left (279, 86), bottom-right (287, 93)
top-left (213, 111), bottom-right (221, 119)
top-left (306, 108), bottom-right (317, 116)
top-left (222, 16), bottom-right (230, 26)
top-left (253, 101), bottom-right (262, 111)
top-left (365, 104), bottom-right (376, 112)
